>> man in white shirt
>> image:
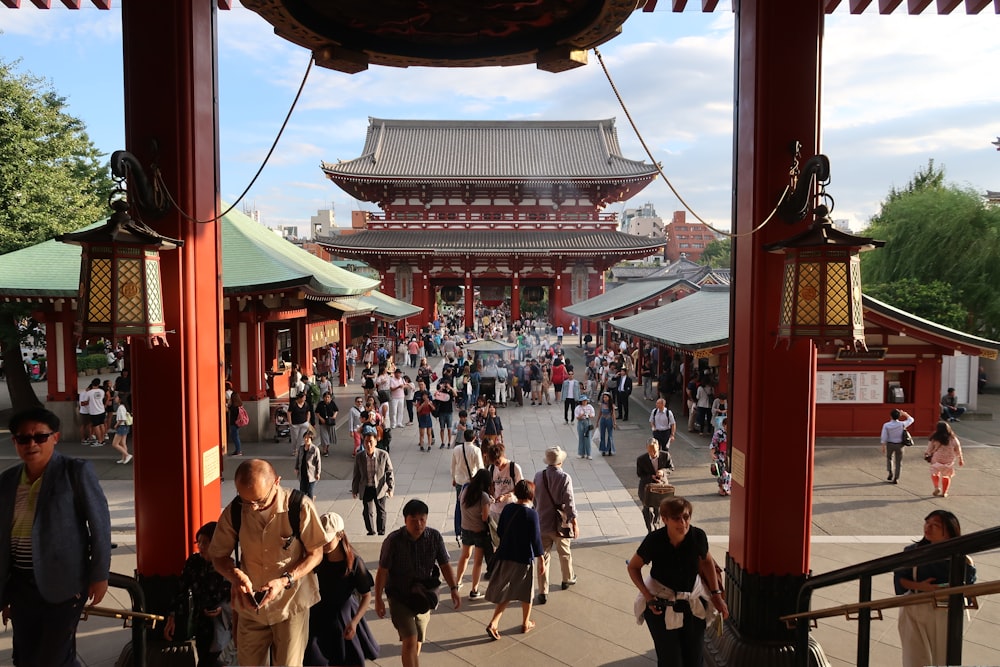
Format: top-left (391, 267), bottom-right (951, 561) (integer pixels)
top-left (85, 378), bottom-right (107, 445)
top-left (879, 409), bottom-right (914, 484)
top-left (648, 398), bottom-right (676, 452)
top-left (450, 429), bottom-right (484, 544)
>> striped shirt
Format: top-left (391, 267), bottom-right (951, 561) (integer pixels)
top-left (11, 470), bottom-right (43, 571)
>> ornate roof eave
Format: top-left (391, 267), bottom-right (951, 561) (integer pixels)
top-left (320, 171), bottom-right (661, 185)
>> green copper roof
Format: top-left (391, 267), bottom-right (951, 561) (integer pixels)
top-left (611, 286), bottom-right (731, 350)
top-left (564, 278), bottom-right (691, 319)
top-left (221, 207), bottom-right (378, 297)
top-left (357, 290), bottom-right (422, 320)
top-left (0, 207), bottom-right (381, 300)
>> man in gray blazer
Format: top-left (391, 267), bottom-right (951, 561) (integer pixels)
top-left (0, 407), bottom-right (112, 667)
top-left (352, 432), bottom-right (395, 535)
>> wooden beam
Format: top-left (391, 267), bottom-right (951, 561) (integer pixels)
top-left (1, 0), bottom-right (22, 7)
top-left (671, 0), bottom-right (686, 11)
top-left (878, 0), bottom-right (904, 12)
top-left (824, 0), bottom-right (843, 13)
top-left (30, 0), bottom-right (52, 8)
top-left (702, 0), bottom-right (722, 10)
top-left (907, 0), bottom-right (933, 12)
top-left (849, 0), bottom-right (874, 12)
top-left (963, 0), bottom-right (994, 12)
top-left (936, 0), bottom-right (962, 11)
top-left (60, 0), bottom-right (83, 8)
top-left (641, 0), bottom-right (657, 11)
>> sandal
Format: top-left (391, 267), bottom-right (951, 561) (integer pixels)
top-left (522, 620), bottom-right (536, 634)
top-left (486, 625), bottom-right (501, 641)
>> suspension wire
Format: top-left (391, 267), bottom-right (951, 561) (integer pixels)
top-left (593, 47), bottom-right (787, 239)
top-left (154, 55), bottom-right (316, 224)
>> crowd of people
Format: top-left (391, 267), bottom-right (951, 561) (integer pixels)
top-left (7, 315), bottom-right (988, 667)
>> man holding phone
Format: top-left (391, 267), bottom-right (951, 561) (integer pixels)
top-left (209, 459), bottom-right (331, 667)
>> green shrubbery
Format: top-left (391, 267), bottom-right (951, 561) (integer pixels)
top-left (77, 353), bottom-right (109, 371)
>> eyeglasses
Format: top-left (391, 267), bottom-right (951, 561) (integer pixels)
top-left (244, 481), bottom-right (278, 510)
top-left (667, 513), bottom-right (691, 522)
top-left (13, 432), bottom-right (54, 445)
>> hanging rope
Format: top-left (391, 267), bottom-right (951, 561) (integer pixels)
top-left (594, 47), bottom-right (787, 239)
top-left (154, 55), bottom-right (315, 224)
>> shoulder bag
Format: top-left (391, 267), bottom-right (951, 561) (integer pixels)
top-left (902, 427), bottom-right (914, 447)
top-left (541, 469), bottom-right (573, 539)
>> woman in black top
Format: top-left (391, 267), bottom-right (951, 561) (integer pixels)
top-left (305, 512), bottom-right (379, 666)
top-left (626, 497), bottom-right (728, 666)
top-left (479, 403), bottom-right (503, 445)
top-left (894, 510), bottom-right (976, 667)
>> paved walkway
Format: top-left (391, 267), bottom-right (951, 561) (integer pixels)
top-left (1, 340), bottom-right (999, 665)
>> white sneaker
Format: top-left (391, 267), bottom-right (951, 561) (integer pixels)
top-left (123, 454), bottom-right (133, 464)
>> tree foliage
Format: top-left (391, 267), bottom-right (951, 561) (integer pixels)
top-left (864, 278), bottom-right (968, 331)
top-left (861, 161), bottom-right (1000, 337)
top-left (0, 60), bottom-right (113, 253)
top-left (0, 58), bottom-right (114, 411)
top-left (699, 238), bottom-right (731, 268)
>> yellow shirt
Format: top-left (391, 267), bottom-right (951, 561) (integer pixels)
top-left (208, 487), bottom-right (329, 624)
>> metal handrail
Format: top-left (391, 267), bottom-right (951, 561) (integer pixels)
top-left (781, 579), bottom-right (1000, 624)
top-left (106, 571), bottom-right (151, 667)
top-left (792, 525), bottom-right (1000, 667)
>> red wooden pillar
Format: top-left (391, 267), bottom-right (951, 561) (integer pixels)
top-left (464, 272), bottom-right (474, 330)
top-left (244, 303), bottom-right (268, 400)
top-left (337, 320), bottom-right (348, 387)
top-left (713, 0), bottom-right (828, 661)
top-left (121, 1), bottom-right (223, 574)
top-left (510, 271), bottom-right (520, 323)
top-left (45, 301), bottom-right (78, 402)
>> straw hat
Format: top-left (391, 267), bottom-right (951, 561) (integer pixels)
top-left (319, 512), bottom-right (344, 537)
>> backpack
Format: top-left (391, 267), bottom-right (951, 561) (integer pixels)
top-left (306, 381), bottom-right (322, 407)
top-left (235, 405), bottom-right (250, 428)
top-left (229, 488), bottom-right (305, 565)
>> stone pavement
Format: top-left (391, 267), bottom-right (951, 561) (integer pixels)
top-left (1, 339), bottom-right (999, 665)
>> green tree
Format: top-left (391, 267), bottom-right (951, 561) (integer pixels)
top-left (861, 162), bottom-right (1000, 337)
top-left (699, 238), bottom-right (731, 268)
top-left (864, 278), bottom-right (968, 331)
top-left (0, 58), bottom-right (114, 412)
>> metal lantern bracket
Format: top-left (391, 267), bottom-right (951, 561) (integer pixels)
top-left (111, 150), bottom-right (171, 220)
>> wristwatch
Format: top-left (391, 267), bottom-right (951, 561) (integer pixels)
top-left (282, 572), bottom-right (295, 589)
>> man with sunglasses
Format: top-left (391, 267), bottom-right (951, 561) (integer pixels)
top-left (0, 407), bottom-right (112, 667)
top-left (209, 458), bottom-right (330, 667)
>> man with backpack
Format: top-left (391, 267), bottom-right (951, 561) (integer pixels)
top-left (208, 459), bottom-right (330, 667)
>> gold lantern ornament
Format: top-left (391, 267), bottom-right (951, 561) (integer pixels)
top-left (58, 152), bottom-right (182, 347)
top-left (765, 146), bottom-right (884, 350)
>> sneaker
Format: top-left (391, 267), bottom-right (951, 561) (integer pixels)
top-left (123, 454), bottom-right (133, 464)
top-left (469, 590), bottom-right (484, 600)
top-left (887, 474), bottom-right (894, 482)
top-left (440, 443), bottom-right (445, 449)
top-left (561, 577), bottom-right (578, 590)
top-left (536, 594), bottom-right (547, 605)
top-left (933, 488), bottom-right (942, 497)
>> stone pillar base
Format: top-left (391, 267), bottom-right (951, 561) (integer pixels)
top-left (704, 623), bottom-right (830, 667)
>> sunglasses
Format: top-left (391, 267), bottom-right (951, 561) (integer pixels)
top-left (13, 432), bottom-right (54, 445)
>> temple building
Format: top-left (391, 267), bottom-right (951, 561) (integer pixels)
top-left (318, 118), bottom-right (665, 329)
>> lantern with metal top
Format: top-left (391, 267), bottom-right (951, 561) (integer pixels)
top-left (57, 151), bottom-right (182, 347)
top-left (764, 147), bottom-right (884, 350)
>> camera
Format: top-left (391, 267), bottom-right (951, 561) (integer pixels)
top-left (648, 598), bottom-right (672, 612)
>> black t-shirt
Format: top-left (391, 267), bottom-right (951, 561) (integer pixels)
top-left (636, 525), bottom-right (708, 593)
top-left (289, 400), bottom-right (313, 425)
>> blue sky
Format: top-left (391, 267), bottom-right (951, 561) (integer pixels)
top-left (1, 2), bottom-right (997, 235)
